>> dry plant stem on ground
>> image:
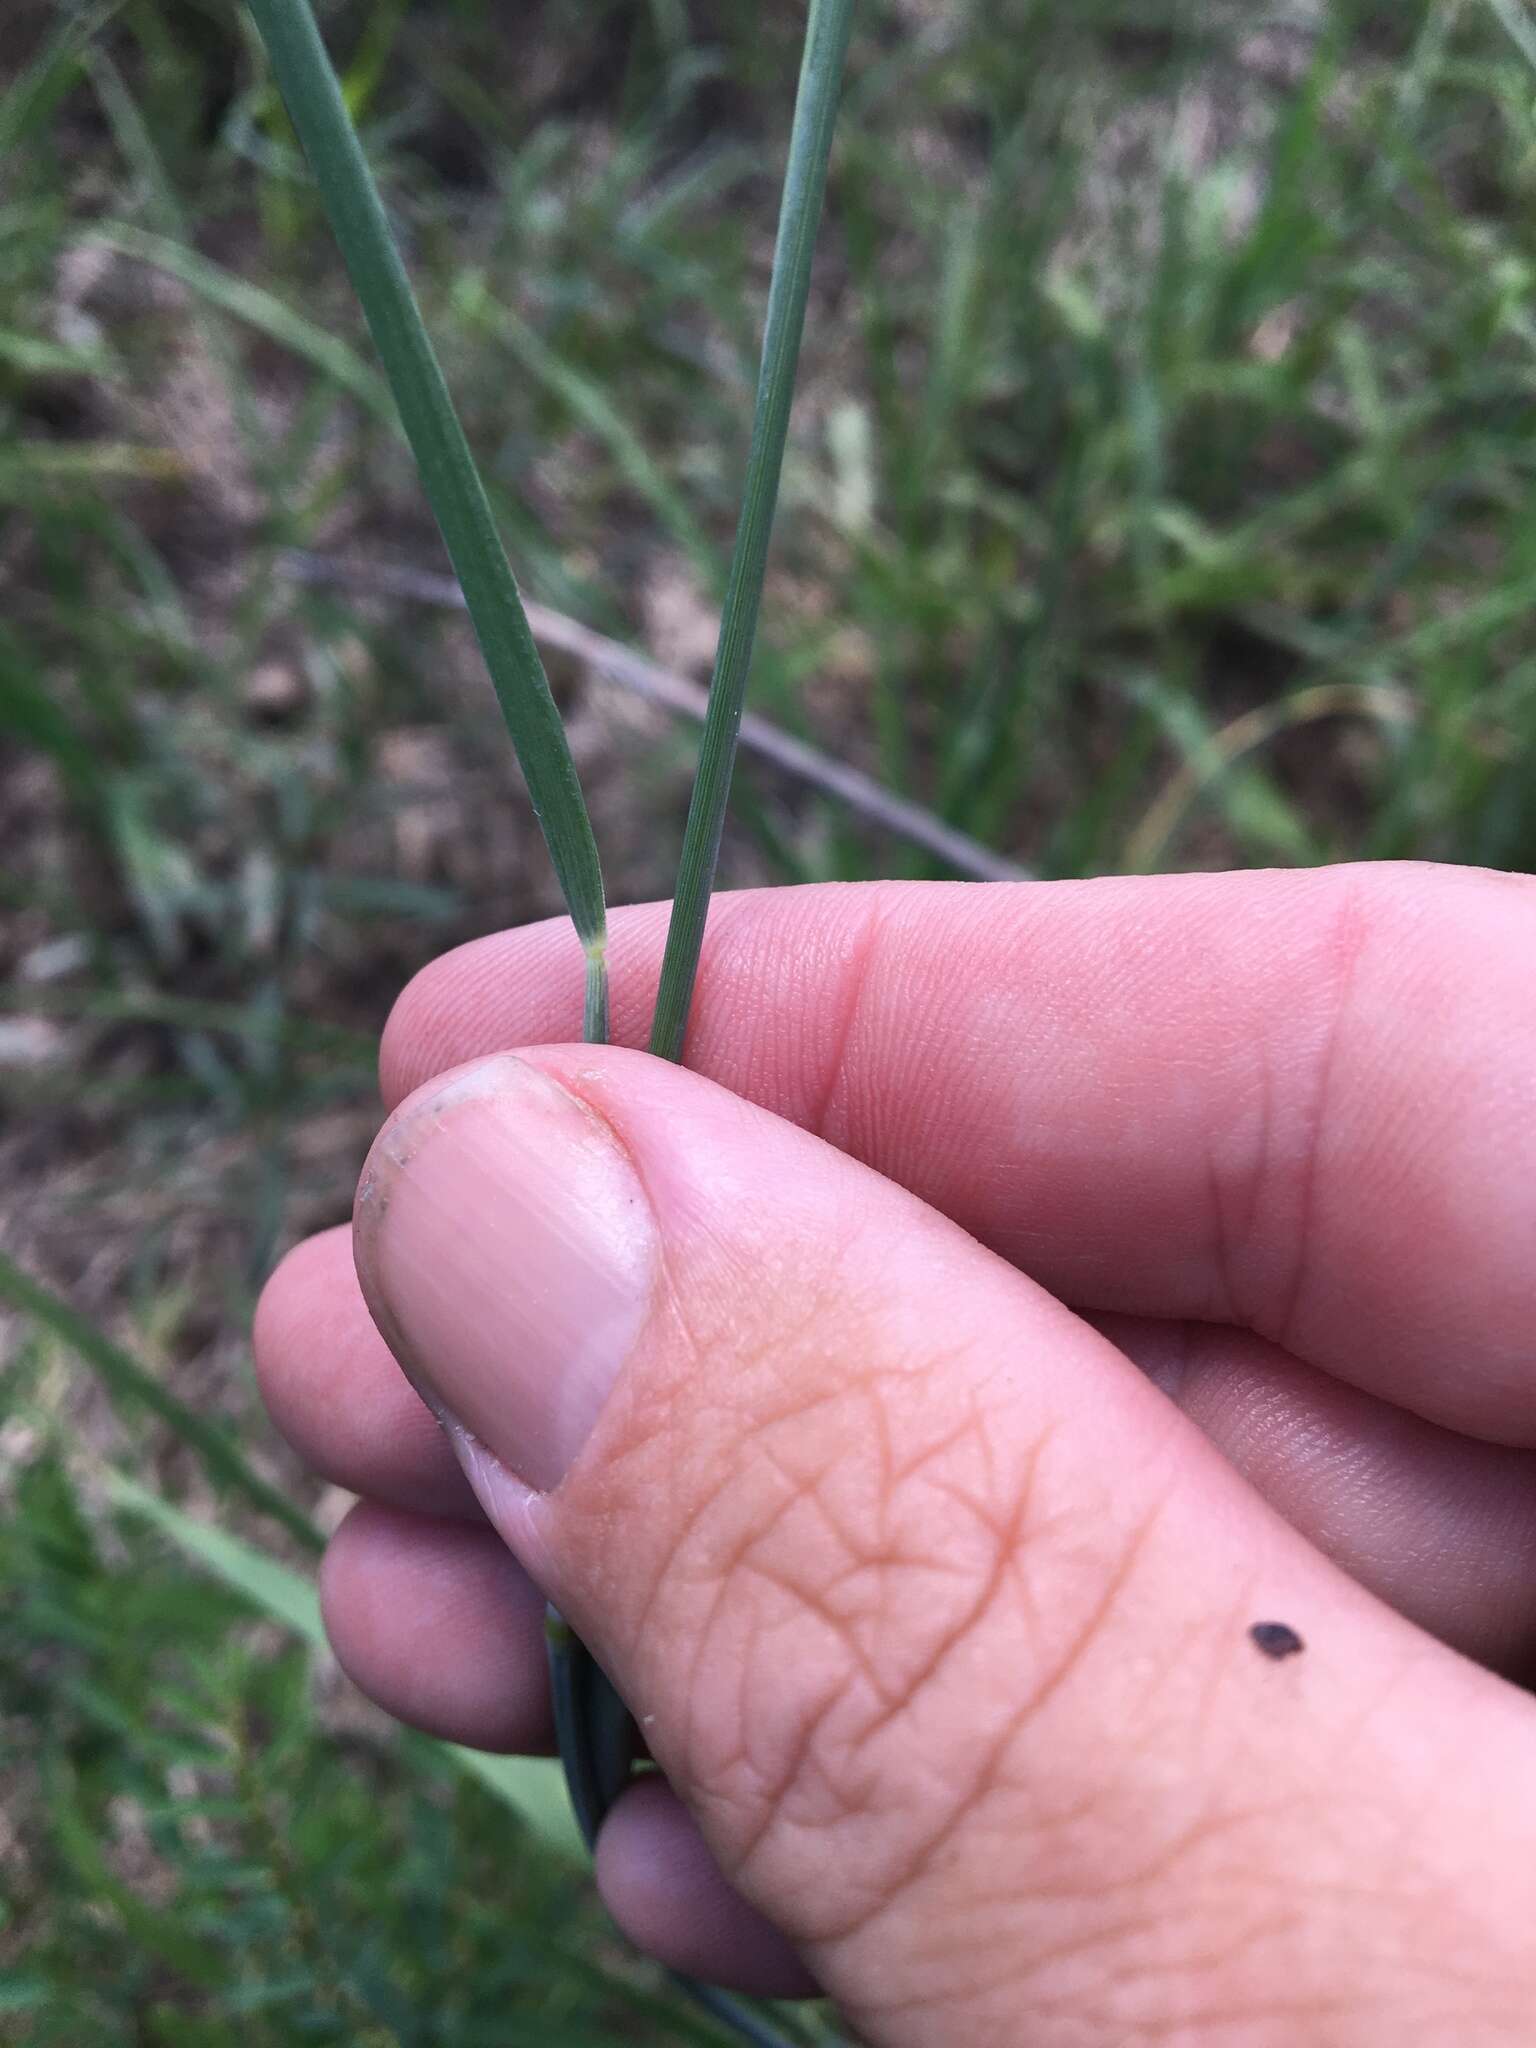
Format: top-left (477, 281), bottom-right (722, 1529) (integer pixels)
top-left (277, 550), bottom-right (1028, 884)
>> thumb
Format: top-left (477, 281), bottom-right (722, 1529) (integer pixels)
top-left (355, 1049), bottom-right (1536, 2048)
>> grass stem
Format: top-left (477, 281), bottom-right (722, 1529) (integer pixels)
top-left (650, 0), bottom-right (857, 1063)
top-left (243, 0), bottom-right (606, 960)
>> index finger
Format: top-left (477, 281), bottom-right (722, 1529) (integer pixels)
top-left (381, 863), bottom-right (1536, 1445)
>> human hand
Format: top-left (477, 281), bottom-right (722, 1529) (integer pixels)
top-left (255, 864), bottom-right (1536, 2046)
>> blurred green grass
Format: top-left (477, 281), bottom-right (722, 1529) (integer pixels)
top-left (4, 0), bottom-right (1536, 2037)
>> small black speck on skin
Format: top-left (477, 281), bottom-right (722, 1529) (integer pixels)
top-left (1250, 1621), bottom-right (1305, 1662)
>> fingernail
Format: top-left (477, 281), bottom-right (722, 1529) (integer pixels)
top-left (356, 1055), bottom-right (657, 1492)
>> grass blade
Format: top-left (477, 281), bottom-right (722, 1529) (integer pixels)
top-left (106, 1472), bottom-right (584, 1859)
top-left (0, 0), bottom-right (119, 156)
top-left (1484, 0), bottom-right (1536, 75)
top-left (244, 15), bottom-right (832, 2037)
top-left (0, 982), bottom-right (373, 1059)
top-left (548, 0), bottom-right (858, 1869)
top-left (242, 0), bottom-right (607, 1018)
top-left (649, 0), bottom-right (856, 1063)
top-left (0, 1250), bottom-right (320, 1553)
top-left (502, 307), bottom-right (718, 583)
top-left (108, 1471), bottom-right (325, 1639)
top-left (544, 1610), bottom-right (634, 1849)
top-left (87, 220), bottom-right (392, 420)
top-left (560, 12), bottom-right (857, 2041)
top-left (279, 549), bottom-right (1030, 881)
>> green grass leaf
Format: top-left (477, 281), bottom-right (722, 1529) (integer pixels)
top-left (1484, 0), bottom-right (1536, 75)
top-left (86, 220), bottom-right (390, 419)
top-left (443, 1748), bottom-right (584, 1868)
top-left (0, 330), bottom-right (110, 376)
top-left (0, 981), bottom-right (373, 1064)
top-left (0, 0), bottom-right (118, 156)
top-left (0, 1251), bottom-right (320, 1553)
top-left (0, 441), bottom-right (186, 495)
top-left (500, 306), bottom-right (718, 583)
top-left (107, 1473), bottom-right (323, 1641)
top-left (107, 1473), bottom-right (584, 1862)
top-left (544, 0), bottom-right (857, 1887)
top-left (243, 0), bottom-right (608, 1001)
top-left (649, 0), bottom-right (856, 1063)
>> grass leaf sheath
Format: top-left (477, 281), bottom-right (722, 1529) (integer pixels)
top-left (649, 0), bottom-right (856, 1064)
top-left (242, 0), bottom-right (608, 1003)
